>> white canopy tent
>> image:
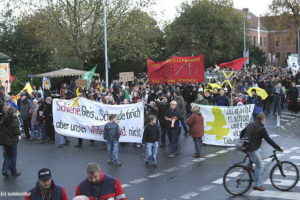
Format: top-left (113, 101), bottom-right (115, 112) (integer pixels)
top-left (29, 68), bottom-right (99, 78)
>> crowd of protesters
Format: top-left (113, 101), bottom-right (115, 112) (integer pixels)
top-left (0, 64), bottom-right (300, 178)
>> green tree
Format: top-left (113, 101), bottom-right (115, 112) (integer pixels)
top-left (108, 9), bottom-right (164, 77)
top-left (268, 0), bottom-right (300, 30)
top-left (249, 45), bottom-right (266, 66)
top-left (164, 0), bottom-right (244, 67)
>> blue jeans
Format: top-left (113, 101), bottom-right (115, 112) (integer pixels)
top-left (248, 149), bottom-right (263, 187)
top-left (2, 144), bottom-right (17, 174)
top-left (180, 119), bottom-right (188, 134)
top-left (145, 142), bottom-right (159, 164)
top-left (59, 135), bottom-right (68, 145)
top-left (30, 124), bottom-right (38, 139)
top-left (39, 123), bottom-right (46, 140)
top-left (106, 141), bottom-right (120, 163)
top-left (193, 137), bottom-right (202, 156)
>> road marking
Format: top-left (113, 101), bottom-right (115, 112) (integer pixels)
top-left (281, 115), bottom-right (295, 119)
top-left (270, 134), bottom-right (280, 138)
top-left (148, 173), bottom-right (164, 178)
top-left (290, 147), bottom-right (300, 151)
top-left (121, 184), bottom-right (131, 188)
top-left (164, 167), bottom-right (179, 173)
top-left (180, 162), bottom-right (194, 168)
top-left (282, 112), bottom-right (300, 117)
top-left (281, 119), bottom-right (290, 122)
top-left (199, 185), bottom-right (215, 191)
top-left (215, 150), bottom-right (229, 154)
top-left (249, 190), bottom-right (300, 200)
top-left (283, 150), bottom-right (292, 154)
top-left (212, 178), bottom-right (226, 184)
top-left (130, 178), bottom-right (148, 184)
top-left (180, 192), bottom-right (199, 199)
top-left (192, 158), bottom-right (206, 163)
top-left (227, 172), bottom-right (241, 177)
top-left (227, 147), bottom-right (236, 150)
top-left (205, 154), bottom-right (218, 158)
top-left (290, 156), bottom-right (300, 160)
top-left (274, 171), bottom-right (298, 176)
top-left (263, 158), bottom-right (272, 162)
top-left (264, 179), bottom-right (300, 187)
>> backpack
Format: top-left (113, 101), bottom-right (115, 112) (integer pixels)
top-left (235, 136), bottom-right (250, 151)
top-left (235, 128), bottom-right (252, 152)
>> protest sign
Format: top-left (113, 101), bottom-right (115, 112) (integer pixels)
top-left (75, 79), bottom-right (88, 88)
top-left (191, 104), bottom-right (254, 146)
top-left (53, 98), bottom-right (144, 143)
top-left (147, 55), bottom-right (204, 84)
top-left (119, 72), bottom-right (134, 82)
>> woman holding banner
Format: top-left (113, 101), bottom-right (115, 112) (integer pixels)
top-left (186, 105), bottom-right (204, 158)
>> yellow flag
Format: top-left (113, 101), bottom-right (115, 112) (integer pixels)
top-left (20, 82), bottom-right (33, 95)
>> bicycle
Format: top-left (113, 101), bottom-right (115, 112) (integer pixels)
top-left (223, 150), bottom-right (299, 196)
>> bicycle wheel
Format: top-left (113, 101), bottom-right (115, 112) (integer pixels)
top-left (270, 161), bottom-right (299, 191)
top-left (223, 165), bottom-right (253, 196)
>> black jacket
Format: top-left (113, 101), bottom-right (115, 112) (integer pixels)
top-left (157, 102), bottom-right (169, 128)
top-left (240, 122), bottom-right (281, 152)
top-left (26, 180), bottom-right (68, 200)
top-left (164, 108), bottom-right (180, 129)
top-left (288, 87), bottom-right (299, 101)
top-left (44, 103), bottom-right (53, 124)
top-left (142, 123), bottom-right (160, 143)
top-left (0, 116), bottom-right (20, 146)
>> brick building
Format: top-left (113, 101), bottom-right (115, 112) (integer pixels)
top-left (238, 8), bottom-right (297, 66)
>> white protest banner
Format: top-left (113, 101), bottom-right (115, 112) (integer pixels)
top-left (53, 98), bottom-right (144, 143)
top-left (191, 104), bottom-right (254, 146)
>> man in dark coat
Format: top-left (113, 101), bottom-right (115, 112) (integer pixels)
top-left (25, 168), bottom-right (69, 200)
top-left (288, 82), bottom-right (299, 113)
top-left (157, 96), bottom-right (170, 148)
top-left (0, 107), bottom-right (21, 177)
top-left (19, 94), bottom-right (31, 139)
top-left (164, 101), bottom-right (180, 158)
top-left (44, 97), bottom-right (55, 144)
top-left (215, 89), bottom-right (229, 106)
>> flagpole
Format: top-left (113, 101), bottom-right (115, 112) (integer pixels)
top-left (103, 0), bottom-right (109, 88)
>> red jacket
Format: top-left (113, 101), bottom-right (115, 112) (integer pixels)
top-left (186, 112), bottom-right (204, 138)
top-left (75, 173), bottom-right (126, 200)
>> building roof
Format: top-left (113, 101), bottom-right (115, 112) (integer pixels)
top-left (0, 52), bottom-right (11, 63)
top-left (235, 8), bottom-right (267, 31)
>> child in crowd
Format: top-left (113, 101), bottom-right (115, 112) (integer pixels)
top-left (142, 115), bottom-right (160, 167)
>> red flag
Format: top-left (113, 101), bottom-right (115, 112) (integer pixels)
top-left (9, 75), bottom-right (15, 83)
top-left (147, 55), bottom-right (204, 84)
top-left (218, 57), bottom-right (248, 70)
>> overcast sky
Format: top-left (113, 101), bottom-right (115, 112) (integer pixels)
top-left (153, 0), bottom-right (273, 24)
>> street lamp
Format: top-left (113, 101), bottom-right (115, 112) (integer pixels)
top-left (243, 13), bottom-right (251, 67)
top-left (103, 0), bottom-right (109, 88)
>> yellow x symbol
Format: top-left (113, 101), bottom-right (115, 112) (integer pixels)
top-left (221, 70), bottom-right (235, 88)
top-left (71, 97), bottom-right (80, 107)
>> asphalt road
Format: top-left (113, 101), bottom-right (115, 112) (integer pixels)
top-left (1, 111), bottom-right (300, 200)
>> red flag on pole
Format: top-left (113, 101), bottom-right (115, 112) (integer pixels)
top-left (218, 57), bottom-right (248, 70)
